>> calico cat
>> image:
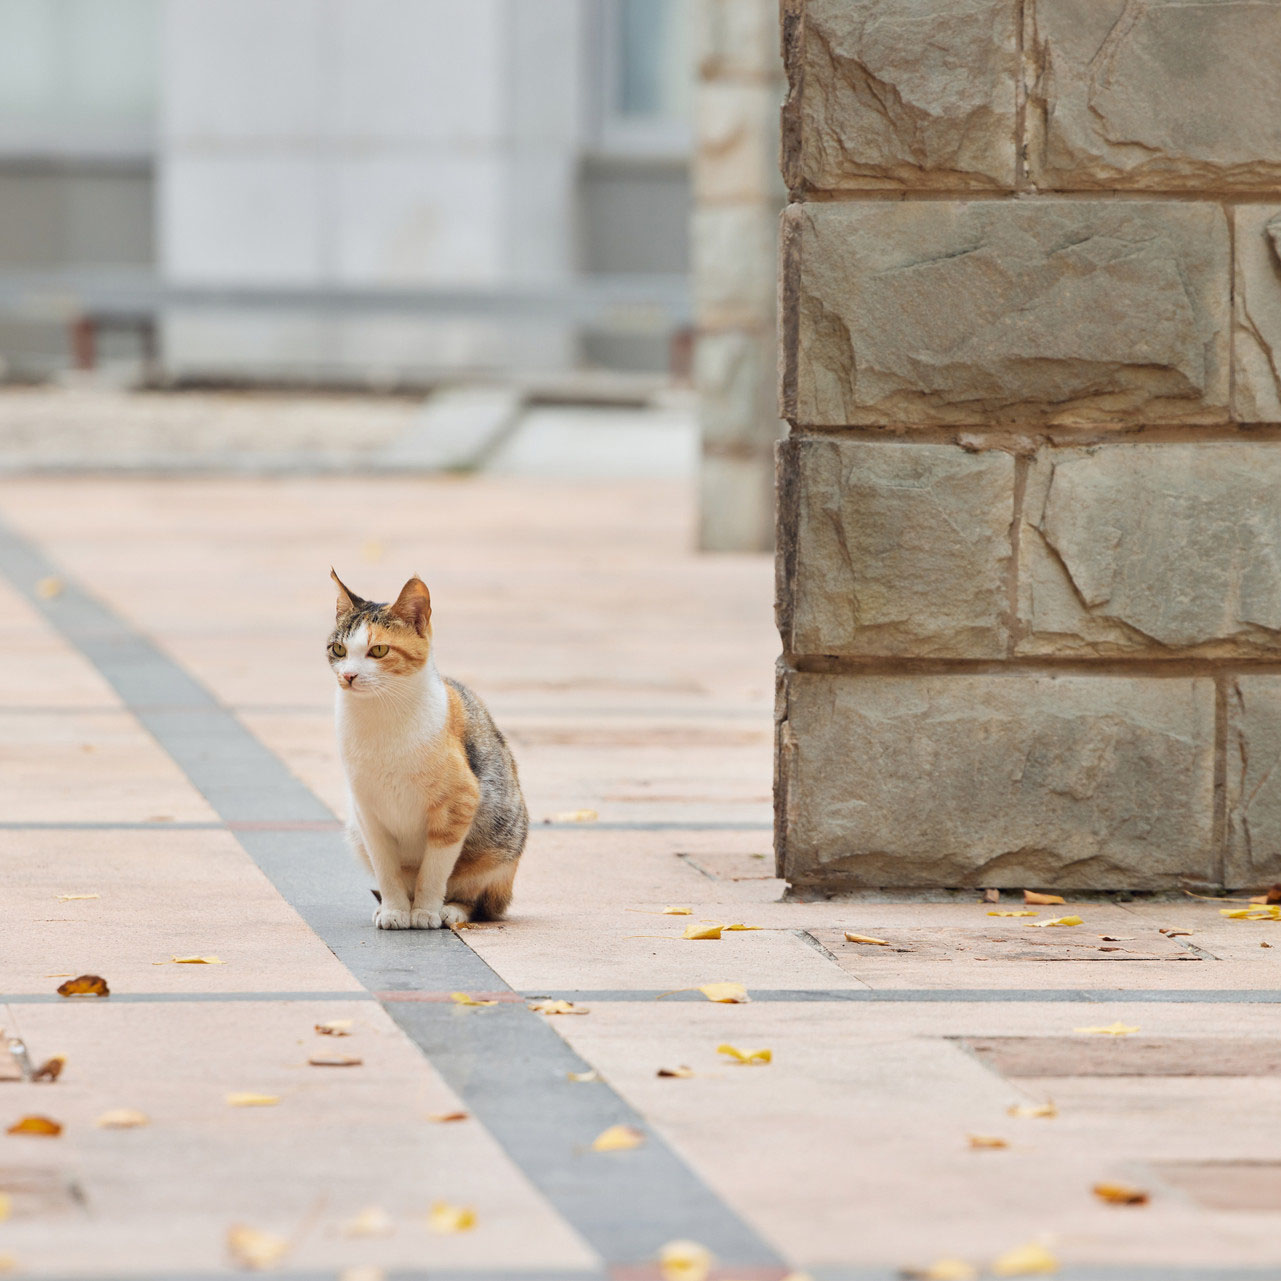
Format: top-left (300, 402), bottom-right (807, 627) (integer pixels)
top-left (327, 571), bottom-right (527, 929)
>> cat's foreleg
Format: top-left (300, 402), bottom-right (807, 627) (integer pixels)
top-left (410, 839), bottom-right (465, 929)
top-left (353, 813), bottom-right (413, 929)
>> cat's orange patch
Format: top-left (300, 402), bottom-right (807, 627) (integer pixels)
top-left (366, 621), bottom-right (428, 676)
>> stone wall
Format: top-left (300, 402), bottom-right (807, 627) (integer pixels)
top-left (694, 0), bottom-right (787, 551)
top-left (775, 0), bottom-right (1281, 893)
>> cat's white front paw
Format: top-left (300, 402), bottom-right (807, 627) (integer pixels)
top-left (410, 906), bottom-right (444, 930)
top-left (440, 902), bottom-right (471, 928)
top-left (373, 905), bottom-right (412, 930)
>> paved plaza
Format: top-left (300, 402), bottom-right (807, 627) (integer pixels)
top-left (1, 464), bottom-right (1280, 1279)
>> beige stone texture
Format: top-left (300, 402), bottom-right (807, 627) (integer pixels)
top-left (782, 0), bottom-right (1018, 191)
top-left (781, 200), bottom-right (1230, 427)
top-left (692, 203), bottom-right (778, 328)
top-left (1233, 205), bottom-right (1281, 422)
top-left (695, 81), bottom-right (785, 204)
top-left (1027, 0), bottom-right (1281, 191)
top-left (698, 452), bottom-right (778, 554)
top-left (696, 0), bottom-right (780, 81)
top-left (1018, 444), bottom-right (1281, 657)
top-left (776, 672), bottom-right (1215, 890)
top-left (696, 329), bottom-right (778, 449)
top-left (778, 438), bottom-right (1013, 658)
top-left (1227, 676), bottom-right (1281, 889)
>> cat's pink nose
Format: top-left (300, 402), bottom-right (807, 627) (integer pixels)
top-left (342, 672), bottom-right (357, 686)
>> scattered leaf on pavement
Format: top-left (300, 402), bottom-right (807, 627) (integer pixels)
top-left (1250, 884), bottom-right (1281, 905)
top-left (56, 893), bottom-right (99, 901)
top-left (227, 1093), bottom-right (280, 1107)
top-left (531, 1000), bottom-right (588, 1015)
top-left (450, 992), bottom-right (497, 1007)
top-left (724, 923), bottom-right (761, 931)
top-left (1027, 916), bottom-right (1083, 928)
top-left (427, 1111), bottom-right (468, 1123)
top-left (1023, 891), bottom-right (1065, 906)
top-left (342, 1206), bottom-right (393, 1237)
top-left (315, 1020), bottom-right (353, 1036)
top-left (32, 1056), bottom-right (64, 1082)
top-left (308, 1053), bottom-right (362, 1068)
top-left (227, 1224), bottom-right (289, 1270)
top-left (717, 1044), bottom-right (771, 1065)
top-left (658, 1239), bottom-right (712, 1281)
top-left (664, 906), bottom-right (692, 915)
top-left (698, 983), bottom-right (748, 1003)
top-left (989, 911), bottom-right (1038, 917)
top-left (592, 1124), bottom-right (645, 1152)
top-left (904, 1260), bottom-right (979, 1281)
top-left (967, 1134), bottom-right (1008, 1149)
top-left (991, 1240), bottom-right (1059, 1276)
top-left (844, 932), bottom-right (890, 946)
top-left (683, 923), bottom-right (723, 940)
top-left (1093, 1182), bottom-right (1148, 1206)
top-left (171, 955), bottom-right (224, 964)
top-left (1074, 1022), bottom-right (1139, 1036)
top-left (547, 809), bottom-right (598, 824)
top-left (95, 1108), bottom-right (149, 1128)
top-left (657, 1066), bottom-right (695, 1078)
top-left (1008, 1101), bottom-right (1057, 1119)
top-left (35, 577), bottom-right (64, 600)
top-left (57, 975), bottom-right (108, 997)
top-left (1263, 941), bottom-right (1273, 948)
top-left (1221, 906), bottom-right (1281, 920)
top-left (426, 1202), bottom-right (476, 1233)
top-left (567, 1069), bottom-right (599, 1083)
top-left (6, 1115), bottom-right (61, 1137)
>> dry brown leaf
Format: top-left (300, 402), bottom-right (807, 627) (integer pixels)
top-left (6, 1115), bottom-right (61, 1137)
top-left (56, 893), bottom-right (99, 901)
top-left (1263, 941), bottom-right (1273, 948)
top-left (657, 1066), bottom-right (695, 1078)
top-left (717, 1043), bottom-right (771, 1065)
top-left (57, 974), bottom-right (108, 997)
top-left (1092, 1182), bottom-right (1149, 1206)
top-left (844, 932), bottom-right (890, 946)
top-left (1007, 1101), bottom-right (1057, 1119)
top-left (450, 992), bottom-right (497, 1006)
top-left (591, 1124), bottom-right (645, 1152)
top-left (95, 1108), bottom-right (149, 1129)
top-left (989, 911), bottom-right (1038, 917)
top-left (1026, 916), bottom-right (1084, 928)
top-left (32, 1055), bottom-right (65, 1082)
top-left (426, 1202), bottom-right (476, 1234)
top-left (308, 1053), bottom-right (362, 1068)
top-left (530, 1000), bottom-right (588, 1015)
top-left (1023, 890), bottom-right (1066, 906)
top-left (967, 1134), bottom-right (1009, 1149)
top-left (314, 1020), bottom-right (353, 1036)
top-left (1075, 1022), bottom-right (1139, 1036)
top-left (427, 1111), bottom-right (469, 1123)
top-left (991, 1241), bottom-right (1059, 1276)
top-left (171, 955), bottom-right (224, 964)
top-left (341, 1206), bottom-right (393, 1237)
top-left (904, 1261), bottom-right (979, 1281)
top-left (683, 923), bottom-right (723, 940)
top-left (227, 1224), bottom-right (289, 1270)
top-left (35, 576), bottom-right (64, 600)
top-left (226, 1093), bottom-right (280, 1107)
top-left (566, 1069), bottom-right (599, 1083)
top-left (1250, 883), bottom-right (1281, 905)
top-left (658, 1239), bottom-right (712, 1281)
top-left (548, 809), bottom-right (598, 824)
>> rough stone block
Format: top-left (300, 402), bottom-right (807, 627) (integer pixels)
top-left (695, 81), bottom-right (785, 204)
top-left (1228, 677), bottom-right (1281, 888)
top-left (781, 200), bottom-right (1230, 426)
top-left (697, 0), bottom-right (781, 82)
top-left (778, 439), bottom-right (1013, 658)
top-left (699, 452), bottom-right (776, 553)
top-left (1027, 0), bottom-right (1281, 191)
top-left (693, 204), bottom-right (778, 327)
top-left (781, 0), bottom-right (1018, 191)
top-left (1018, 444), bottom-right (1281, 656)
top-left (1233, 206), bottom-right (1281, 423)
top-left (776, 672), bottom-right (1215, 890)
top-left (696, 330), bottom-right (779, 449)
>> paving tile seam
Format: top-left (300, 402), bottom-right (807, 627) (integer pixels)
top-left (0, 516), bottom-right (783, 1269)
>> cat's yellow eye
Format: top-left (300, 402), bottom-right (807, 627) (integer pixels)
top-left (368, 644), bottom-right (389, 658)
top-left (329, 642), bottom-right (347, 658)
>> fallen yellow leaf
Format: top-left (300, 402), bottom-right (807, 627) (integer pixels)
top-left (530, 1000), bottom-right (588, 1015)
top-left (427, 1111), bottom-right (468, 1123)
top-left (315, 1020), bottom-right (353, 1036)
top-left (341, 1206), bottom-right (393, 1237)
top-left (227, 1224), bottom-right (289, 1270)
top-left (171, 955), bottom-right (224, 964)
top-left (1221, 906), bottom-right (1281, 920)
top-left (308, 1053), bottom-right (362, 1067)
top-left (1007, 1101), bottom-right (1057, 1119)
top-left (426, 1202), bottom-right (476, 1234)
top-left (57, 974), bottom-right (109, 997)
top-left (6, 1115), bottom-right (61, 1136)
top-left (698, 982), bottom-right (748, 1003)
top-left (844, 932), bottom-right (890, 945)
top-left (450, 992), bottom-right (497, 1006)
top-left (1027, 916), bottom-right (1083, 928)
top-left (1074, 1022), bottom-right (1139, 1036)
top-left (684, 923), bottom-right (723, 940)
top-left (567, 1069), bottom-right (599, 1083)
top-left (658, 1239), bottom-right (712, 1281)
top-left (717, 1043), bottom-right (772, 1065)
top-left (95, 1108), bottom-right (149, 1129)
top-left (226, 1093), bottom-right (280, 1107)
top-left (0, 1193), bottom-right (9, 1222)
top-left (591, 1124), bottom-right (645, 1152)
top-left (725, 923), bottom-right (761, 931)
top-left (657, 1066), bottom-right (695, 1078)
top-left (56, 893), bottom-right (99, 901)
top-left (991, 1240), bottom-right (1059, 1277)
top-left (967, 1134), bottom-right (1008, 1149)
top-left (663, 906), bottom-right (692, 915)
top-left (1024, 891), bottom-right (1066, 906)
top-left (988, 911), bottom-right (1038, 917)
top-left (35, 576), bottom-right (64, 600)
top-left (905, 1261), bottom-right (979, 1281)
top-left (1093, 1182), bottom-right (1149, 1206)
top-left (548, 809), bottom-right (598, 823)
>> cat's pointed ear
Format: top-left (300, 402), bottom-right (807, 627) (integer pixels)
top-left (331, 568), bottom-right (366, 620)
top-left (390, 576), bottom-right (431, 636)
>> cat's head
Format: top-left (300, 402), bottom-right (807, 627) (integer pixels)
top-left (327, 570), bottom-right (432, 696)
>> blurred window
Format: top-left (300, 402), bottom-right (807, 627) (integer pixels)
top-left (596, 0), bottom-right (692, 156)
top-left (0, 0), bottom-right (159, 158)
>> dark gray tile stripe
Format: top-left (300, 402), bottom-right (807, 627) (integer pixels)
top-left (0, 519), bottom-right (781, 1269)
